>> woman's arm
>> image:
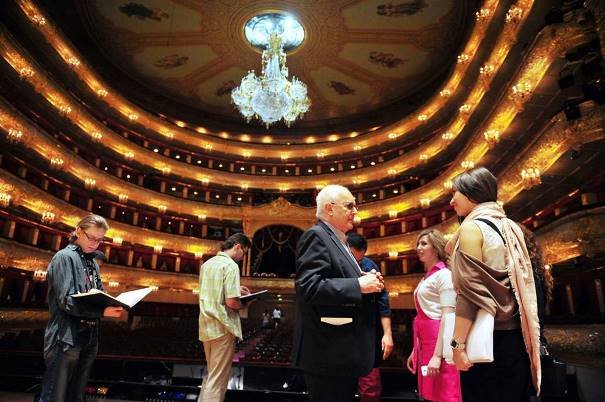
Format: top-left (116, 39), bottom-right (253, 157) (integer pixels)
top-left (427, 305), bottom-right (455, 376)
top-left (452, 222), bottom-right (483, 371)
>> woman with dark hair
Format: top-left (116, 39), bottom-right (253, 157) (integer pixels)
top-left (407, 229), bottom-right (461, 402)
top-left (447, 167), bottom-right (541, 402)
top-left (39, 214), bottom-right (123, 402)
top-left (519, 225), bottom-right (554, 346)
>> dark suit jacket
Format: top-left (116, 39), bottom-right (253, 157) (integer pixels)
top-left (292, 221), bottom-right (378, 377)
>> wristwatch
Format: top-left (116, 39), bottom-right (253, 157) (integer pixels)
top-left (450, 338), bottom-right (466, 350)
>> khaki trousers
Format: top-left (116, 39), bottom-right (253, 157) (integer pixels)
top-left (199, 333), bottom-right (236, 402)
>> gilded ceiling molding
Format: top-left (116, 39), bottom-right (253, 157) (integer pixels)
top-left (365, 102), bottom-right (605, 256)
top-left (0, 13), bottom-right (576, 196)
top-left (241, 197), bottom-right (316, 236)
top-left (14, 0), bottom-right (521, 154)
top-left (0, 170), bottom-right (221, 256)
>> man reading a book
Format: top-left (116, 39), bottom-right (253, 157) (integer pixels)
top-left (38, 214), bottom-right (123, 402)
top-left (198, 233), bottom-right (252, 402)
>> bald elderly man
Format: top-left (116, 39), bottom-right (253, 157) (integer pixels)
top-left (292, 185), bottom-right (385, 402)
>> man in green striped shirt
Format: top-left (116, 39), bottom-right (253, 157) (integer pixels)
top-left (198, 233), bottom-right (251, 402)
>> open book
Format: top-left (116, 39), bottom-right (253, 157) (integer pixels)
top-left (239, 290), bottom-right (268, 303)
top-left (72, 287), bottom-right (154, 309)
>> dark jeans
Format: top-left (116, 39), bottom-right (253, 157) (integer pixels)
top-left (39, 327), bottom-right (98, 402)
top-left (304, 371), bottom-right (357, 402)
top-left (461, 329), bottom-right (532, 402)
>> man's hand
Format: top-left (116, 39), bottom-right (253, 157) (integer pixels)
top-left (103, 306), bottom-right (124, 318)
top-left (358, 272), bottom-right (383, 293)
top-left (381, 331), bottom-right (394, 360)
top-left (240, 285), bottom-right (251, 296)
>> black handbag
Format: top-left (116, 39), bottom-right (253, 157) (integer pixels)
top-left (540, 345), bottom-right (567, 399)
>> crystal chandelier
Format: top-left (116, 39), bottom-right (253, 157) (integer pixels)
top-left (232, 32), bottom-right (310, 128)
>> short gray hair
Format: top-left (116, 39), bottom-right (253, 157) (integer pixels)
top-left (315, 185), bottom-right (351, 218)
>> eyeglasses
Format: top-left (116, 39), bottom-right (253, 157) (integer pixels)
top-left (331, 201), bottom-right (358, 211)
top-left (81, 230), bottom-right (104, 243)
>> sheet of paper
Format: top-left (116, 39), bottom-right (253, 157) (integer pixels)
top-left (116, 287), bottom-right (154, 307)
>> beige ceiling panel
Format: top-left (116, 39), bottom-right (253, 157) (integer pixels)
top-left (92, 0), bottom-right (201, 33)
top-left (342, 0), bottom-right (455, 30)
top-left (132, 45), bottom-right (218, 79)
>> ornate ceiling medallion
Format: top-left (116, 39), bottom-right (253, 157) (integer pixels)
top-left (232, 13), bottom-right (310, 128)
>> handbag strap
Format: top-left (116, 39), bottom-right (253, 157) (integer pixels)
top-left (475, 218), bottom-right (506, 245)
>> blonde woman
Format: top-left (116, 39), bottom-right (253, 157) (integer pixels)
top-left (407, 229), bottom-right (461, 402)
top-left (39, 215), bottom-right (123, 402)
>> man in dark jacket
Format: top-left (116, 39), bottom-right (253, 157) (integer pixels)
top-left (293, 185), bottom-right (384, 402)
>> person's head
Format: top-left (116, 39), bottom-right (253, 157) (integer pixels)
top-left (416, 229), bottom-right (447, 270)
top-left (316, 185), bottom-right (357, 233)
top-left (450, 167), bottom-right (498, 217)
top-left (220, 233), bottom-right (251, 262)
top-left (92, 250), bottom-right (107, 267)
top-left (347, 232), bottom-right (367, 263)
top-left (70, 215), bottom-right (109, 253)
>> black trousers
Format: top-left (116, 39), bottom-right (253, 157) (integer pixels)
top-left (461, 329), bottom-right (533, 402)
top-left (304, 371), bottom-right (358, 402)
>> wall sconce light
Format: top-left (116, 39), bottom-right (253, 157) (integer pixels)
top-left (197, 214), bottom-right (207, 222)
top-left (153, 245), bottom-right (163, 254)
top-left (30, 14), bottom-right (46, 25)
top-left (0, 193), bottom-right (11, 208)
top-left (96, 88), bottom-right (108, 97)
top-left (50, 157), bottom-right (64, 169)
top-left (505, 6), bottom-right (524, 24)
top-left (108, 281), bottom-right (120, 288)
top-left (440, 89), bottom-right (452, 97)
top-left (7, 128), bottom-right (23, 143)
top-left (521, 168), bottom-right (541, 189)
top-left (124, 151), bottom-right (134, 160)
top-left (457, 54), bottom-right (470, 64)
top-left (19, 67), bottom-right (34, 79)
top-left (483, 129), bottom-right (501, 148)
top-left (388, 210), bottom-right (398, 219)
top-left (461, 160), bottom-right (475, 170)
top-left (353, 216), bottom-right (361, 224)
top-left (91, 131), bottom-right (102, 141)
top-left (194, 252), bottom-right (204, 259)
top-left (443, 180), bottom-right (453, 191)
top-left (442, 131), bottom-right (454, 141)
top-left (112, 236), bottom-right (123, 245)
top-left (33, 270), bottom-right (47, 281)
top-left (84, 178), bottom-right (96, 190)
top-left (388, 251), bottom-right (398, 260)
top-left (157, 205), bottom-right (167, 214)
top-left (475, 8), bottom-right (491, 22)
top-left (118, 194), bottom-right (128, 203)
top-left (67, 57), bottom-right (80, 68)
top-left (161, 167), bottom-right (171, 176)
top-left (41, 211), bottom-right (55, 224)
top-left (459, 104), bottom-right (472, 114)
top-left (419, 198), bottom-right (431, 209)
top-left (127, 113), bottom-right (139, 122)
top-left (419, 154), bottom-right (429, 163)
top-left (59, 104), bottom-right (72, 116)
top-left (417, 114), bottom-right (428, 121)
